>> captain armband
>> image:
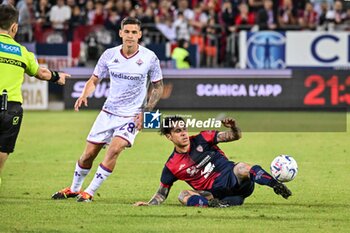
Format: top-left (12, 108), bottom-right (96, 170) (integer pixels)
top-left (49, 70), bottom-right (60, 83)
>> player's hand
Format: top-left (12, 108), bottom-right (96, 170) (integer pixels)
top-left (56, 72), bottom-right (71, 85)
top-left (74, 96), bottom-right (88, 111)
top-left (221, 117), bottom-right (236, 128)
top-left (133, 201), bottom-right (149, 206)
top-left (134, 112), bottom-right (143, 131)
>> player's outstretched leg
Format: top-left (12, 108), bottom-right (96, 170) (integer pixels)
top-left (249, 165), bottom-right (292, 199)
top-left (272, 182), bottom-right (292, 199)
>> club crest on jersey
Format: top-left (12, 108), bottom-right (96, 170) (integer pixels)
top-left (136, 59), bottom-right (143, 66)
top-left (113, 58), bottom-right (119, 63)
top-left (196, 145), bottom-right (203, 152)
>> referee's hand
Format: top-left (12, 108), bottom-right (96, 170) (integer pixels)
top-left (57, 72), bottom-right (71, 85)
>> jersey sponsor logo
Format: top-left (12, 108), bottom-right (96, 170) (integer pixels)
top-left (0, 56), bottom-right (26, 69)
top-left (110, 72), bottom-right (142, 81)
top-left (0, 42), bottom-right (21, 56)
top-left (196, 154), bottom-right (211, 168)
top-left (186, 166), bottom-right (199, 177)
top-left (200, 162), bottom-right (215, 179)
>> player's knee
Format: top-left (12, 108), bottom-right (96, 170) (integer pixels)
top-left (108, 145), bottom-right (126, 157)
top-left (234, 162), bottom-right (251, 179)
top-left (109, 138), bottom-right (129, 156)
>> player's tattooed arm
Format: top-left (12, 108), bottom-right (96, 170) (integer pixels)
top-left (144, 80), bottom-right (164, 112)
top-left (217, 117), bottom-right (242, 142)
top-left (148, 185), bottom-right (170, 205)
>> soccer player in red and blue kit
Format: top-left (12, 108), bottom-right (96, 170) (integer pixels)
top-left (134, 116), bottom-right (292, 207)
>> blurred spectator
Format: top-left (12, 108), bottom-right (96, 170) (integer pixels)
top-left (35, 0), bottom-right (51, 28)
top-left (248, 0), bottom-right (264, 12)
top-left (235, 2), bottom-right (255, 29)
top-left (140, 6), bottom-right (156, 25)
top-left (156, 15), bottom-right (176, 41)
top-left (155, 0), bottom-right (175, 24)
top-left (299, 2), bottom-right (318, 30)
top-left (205, 17), bottom-right (220, 67)
top-left (69, 5), bottom-right (86, 28)
top-left (93, 1), bottom-right (105, 25)
top-left (326, 0), bottom-right (346, 30)
top-left (16, 0), bottom-right (35, 42)
top-left (77, 0), bottom-right (87, 9)
top-left (49, 0), bottom-right (71, 30)
top-left (342, 8), bottom-right (350, 30)
top-left (278, 0), bottom-right (298, 29)
top-left (66, 0), bottom-right (75, 10)
top-left (1, 0), bottom-right (15, 5)
top-left (171, 39), bottom-right (191, 69)
top-left (310, 0), bottom-right (334, 16)
top-left (104, 0), bottom-right (115, 13)
top-left (84, 0), bottom-right (95, 25)
top-left (190, 3), bottom-right (208, 64)
top-left (221, 0), bottom-right (235, 33)
top-left (124, 0), bottom-right (133, 17)
top-left (256, 0), bottom-right (278, 30)
top-left (191, 3), bottom-right (208, 34)
top-left (317, 2), bottom-right (329, 29)
top-left (292, 0), bottom-right (308, 15)
top-left (68, 5), bottom-right (86, 40)
top-left (173, 11), bottom-right (191, 41)
top-left (115, 0), bottom-right (125, 17)
top-left (176, 0), bottom-right (194, 21)
top-left (104, 6), bottom-right (120, 41)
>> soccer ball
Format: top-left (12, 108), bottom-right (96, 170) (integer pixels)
top-left (270, 155), bottom-right (298, 182)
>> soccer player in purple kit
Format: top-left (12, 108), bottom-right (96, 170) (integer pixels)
top-left (51, 17), bottom-right (163, 202)
top-left (134, 116), bottom-right (292, 207)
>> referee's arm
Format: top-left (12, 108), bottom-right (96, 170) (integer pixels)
top-left (35, 67), bottom-right (71, 85)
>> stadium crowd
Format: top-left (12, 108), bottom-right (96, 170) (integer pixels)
top-left (2, 0), bottom-right (350, 67)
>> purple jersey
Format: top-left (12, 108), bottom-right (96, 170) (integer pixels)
top-left (160, 130), bottom-right (237, 193)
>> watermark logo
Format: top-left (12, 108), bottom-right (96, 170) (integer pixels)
top-left (143, 111), bottom-right (223, 130)
top-left (143, 110), bottom-right (161, 129)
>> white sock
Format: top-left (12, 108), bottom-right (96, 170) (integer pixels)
top-left (70, 162), bottom-right (91, 192)
top-left (84, 164), bottom-right (112, 196)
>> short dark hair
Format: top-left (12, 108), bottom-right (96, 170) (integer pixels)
top-left (160, 116), bottom-right (186, 135)
top-left (177, 39), bottom-right (188, 48)
top-left (0, 4), bottom-right (19, 31)
top-left (121, 17), bottom-right (142, 29)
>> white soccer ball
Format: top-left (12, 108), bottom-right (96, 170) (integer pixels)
top-left (270, 155), bottom-right (298, 182)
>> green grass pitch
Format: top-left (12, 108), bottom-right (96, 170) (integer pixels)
top-left (0, 110), bottom-right (349, 233)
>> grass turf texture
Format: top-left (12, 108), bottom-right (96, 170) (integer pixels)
top-left (0, 110), bottom-right (349, 233)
